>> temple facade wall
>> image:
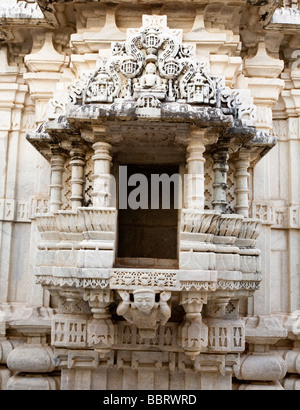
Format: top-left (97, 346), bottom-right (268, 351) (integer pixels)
top-left (0, 0), bottom-right (300, 391)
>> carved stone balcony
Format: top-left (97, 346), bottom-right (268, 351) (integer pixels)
top-left (35, 209), bottom-right (261, 292)
top-left (34, 207), bottom-right (262, 360)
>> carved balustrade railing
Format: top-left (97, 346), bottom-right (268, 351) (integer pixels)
top-left (35, 207), bottom-right (117, 250)
top-left (180, 209), bottom-right (262, 245)
top-left (37, 208), bottom-right (262, 252)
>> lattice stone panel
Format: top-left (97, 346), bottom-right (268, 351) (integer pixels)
top-left (204, 155), bottom-right (213, 210)
top-left (83, 150), bottom-right (94, 207)
top-left (116, 322), bottom-right (180, 350)
top-left (52, 316), bottom-right (88, 348)
top-left (204, 156), bottom-right (237, 213)
top-left (205, 319), bottom-right (245, 353)
top-left (226, 161), bottom-right (236, 214)
top-left (62, 158), bottom-right (72, 211)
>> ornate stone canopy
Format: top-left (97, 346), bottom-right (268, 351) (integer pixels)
top-left (27, 14), bottom-right (275, 164)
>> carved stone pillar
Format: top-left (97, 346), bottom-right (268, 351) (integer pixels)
top-left (70, 144), bottom-right (86, 210)
top-left (212, 149), bottom-right (229, 213)
top-left (50, 147), bottom-right (66, 213)
top-left (234, 150), bottom-right (251, 217)
top-left (186, 128), bottom-right (208, 210)
top-left (92, 141), bottom-right (112, 208)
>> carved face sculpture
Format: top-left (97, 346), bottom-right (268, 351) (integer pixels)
top-left (145, 62), bottom-right (156, 75)
top-left (133, 290), bottom-right (156, 315)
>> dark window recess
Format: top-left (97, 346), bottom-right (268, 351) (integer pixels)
top-left (118, 164), bottom-right (179, 261)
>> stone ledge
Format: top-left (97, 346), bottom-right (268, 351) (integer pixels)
top-left (35, 266), bottom-right (261, 293)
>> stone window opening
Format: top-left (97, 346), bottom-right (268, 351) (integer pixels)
top-left (115, 163), bottom-right (180, 269)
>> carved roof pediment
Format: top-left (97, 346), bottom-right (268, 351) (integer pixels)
top-left (27, 15), bottom-right (277, 163)
top-left (61, 15), bottom-right (256, 129)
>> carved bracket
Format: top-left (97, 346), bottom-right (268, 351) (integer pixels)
top-left (116, 289), bottom-right (172, 339)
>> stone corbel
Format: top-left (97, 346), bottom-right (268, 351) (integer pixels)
top-left (243, 40), bottom-right (284, 136)
top-left (291, 68), bottom-right (300, 89)
top-left (281, 87), bottom-right (300, 117)
top-left (245, 315), bottom-right (288, 346)
top-left (117, 289), bottom-right (172, 340)
top-left (244, 42), bottom-right (284, 79)
top-left (56, 289), bottom-right (90, 316)
top-left (70, 4), bottom-right (125, 56)
top-left (210, 55), bottom-right (242, 88)
top-left (25, 32), bottom-right (67, 74)
top-left (83, 289), bottom-right (116, 355)
top-left (24, 31), bottom-right (68, 124)
top-left (205, 297), bottom-right (231, 319)
top-left (179, 291), bottom-right (208, 360)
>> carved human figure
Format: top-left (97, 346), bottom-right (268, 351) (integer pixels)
top-left (186, 69), bottom-right (215, 104)
top-left (136, 62), bottom-right (165, 90)
top-left (117, 289), bottom-right (171, 338)
top-left (85, 67), bottom-right (114, 103)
